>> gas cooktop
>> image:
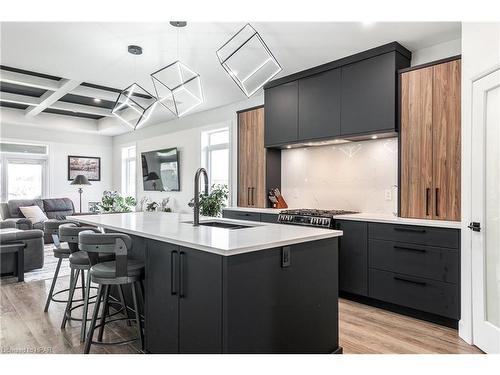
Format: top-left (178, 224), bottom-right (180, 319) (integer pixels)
top-left (277, 208), bottom-right (359, 228)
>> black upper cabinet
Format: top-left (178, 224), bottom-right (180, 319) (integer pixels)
top-left (264, 81), bottom-right (298, 147)
top-left (263, 43), bottom-right (411, 147)
top-left (340, 52), bottom-right (399, 136)
top-left (298, 68), bottom-right (341, 141)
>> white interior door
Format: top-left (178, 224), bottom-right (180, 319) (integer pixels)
top-left (471, 68), bottom-right (500, 353)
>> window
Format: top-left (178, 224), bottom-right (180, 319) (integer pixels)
top-left (121, 146), bottom-right (136, 198)
top-left (0, 142), bottom-right (48, 202)
top-left (201, 128), bottom-right (230, 189)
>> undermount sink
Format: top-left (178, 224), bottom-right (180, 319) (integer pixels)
top-left (183, 220), bottom-right (255, 229)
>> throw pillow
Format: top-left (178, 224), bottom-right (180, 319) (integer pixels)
top-left (19, 205), bottom-right (49, 225)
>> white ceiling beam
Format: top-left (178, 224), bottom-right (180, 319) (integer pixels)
top-left (71, 85), bottom-right (121, 103)
top-left (25, 79), bottom-right (82, 117)
top-left (0, 69), bottom-right (60, 91)
top-left (0, 92), bottom-right (41, 106)
top-left (49, 101), bottom-right (113, 117)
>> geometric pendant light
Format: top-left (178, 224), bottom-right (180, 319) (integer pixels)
top-left (151, 60), bottom-right (204, 117)
top-left (216, 23), bottom-right (282, 97)
top-left (150, 21), bottom-right (204, 118)
top-left (111, 83), bottom-right (158, 130)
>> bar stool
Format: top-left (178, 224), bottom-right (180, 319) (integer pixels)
top-left (43, 220), bottom-right (82, 312)
top-left (59, 224), bottom-right (130, 342)
top-left (79, 231), bottom-right (144, 354)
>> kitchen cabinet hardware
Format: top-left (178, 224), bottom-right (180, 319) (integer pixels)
top-left (393, 245), bottom-right (427, 253)
top-left (393, 275), bottom-right (427, 286)
top-left (171, 250), bottom-right (178, 295)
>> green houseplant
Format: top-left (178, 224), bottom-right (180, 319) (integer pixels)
top-left (198, 184), bottom-right (229, 217)
top-left (97, 191), bottom-right (137, 213)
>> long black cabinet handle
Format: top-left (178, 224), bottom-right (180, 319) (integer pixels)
top-left (179, 251), bottom-right (185, 298)
top-left (393, 227), bottom-right (426, 234)
top-left (247, 187), bottom-right (250, 206)
top-left (237, 212), bottom-right (251, 217)
top-left (171, 251), bottom-right (178, 295)
top-left (425, 188), bottom-right (430, 216)
top-left (251, 187), bottom-right (255, 206)
top-left (393, 245), bottom-right (426, 253)
top-left (393, 276), bottom-right (427, 286)
top-left (435, 188), bottom-right (440, 217)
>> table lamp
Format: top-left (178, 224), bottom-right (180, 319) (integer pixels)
top-left (70, 174), bottom-right (91, 213)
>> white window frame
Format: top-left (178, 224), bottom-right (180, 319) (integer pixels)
top-left (121, 145), bottom-right (136, 198)
top-left (201, 126), bottom-right (231, 195)
top-left (0, 141), bottom-right (49, 202)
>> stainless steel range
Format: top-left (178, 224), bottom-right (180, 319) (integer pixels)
top-left (277, 209), bottom-right (358, 228)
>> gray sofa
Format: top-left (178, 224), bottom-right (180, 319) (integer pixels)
top-left (0, 220), bottom-right (44, 274)
top-left (0, 198), bottom-right (76, 243)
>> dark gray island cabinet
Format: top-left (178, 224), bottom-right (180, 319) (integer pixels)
top-left (144, 237), bottom-right (339, 354)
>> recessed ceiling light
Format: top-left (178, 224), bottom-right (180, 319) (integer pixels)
top-left (371, 135), bottom-right (378, 139)
top-left (94, 98), bottom-right (101, 103)
top-left (286, 145), bottom-right (292, 149)
top-left (361, 22), bottom-right (375, 27)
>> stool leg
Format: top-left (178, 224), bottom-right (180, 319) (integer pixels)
top-left (80, 269), bottom-right (92, 342)
top-left (84, 284), bottom-right (103, 354)
top-left (80, 270), bottom-right (86, 300)
top-left (131, 282), bottom-right (144, 351)
top-left (67, 267), bottom-right (75, 317)
top-left (61, 268), bottom-right (80, 329)
top-left (97, 284), bottom-right (110, 342)
top-left (44, 257), bottom-right (62, 312)
top-left (118, 285), bottom-right (131, 326)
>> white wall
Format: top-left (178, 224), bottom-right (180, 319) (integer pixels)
top-left (281, 138), bottom-right (398, 214)
top-left (0, 120), bottom-right (113, 212)
top-left (460, 22), bottom-right (500, 344)
top-left (112, 95), bottom-right (264, 212)
top-left (411, 38), bottom-right (462, 66)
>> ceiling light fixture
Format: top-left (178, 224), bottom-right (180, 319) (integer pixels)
top-left (93, 98), bottom-right (101, 103)
top-left (371, 135), bottom-right (378, 139)
top-left (217, 23), bottom-right (282, 97)
top-left (112, 84), bottom-right (157, 130)
top-left (151, 21), bottom-right (203, 117)
top-left (112, 44), bottom-right (158, 130)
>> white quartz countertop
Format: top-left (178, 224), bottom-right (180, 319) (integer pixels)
top-left (69, 212), bottom-right (342, 256)
top-left (223, 207), bottom-right (461, 229)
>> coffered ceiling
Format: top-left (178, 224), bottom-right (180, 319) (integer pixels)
top-left (0, 22), bottom-right (461, 135)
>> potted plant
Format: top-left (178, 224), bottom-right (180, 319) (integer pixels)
top-left (97, 191), bottom-right (137, 213)
top-left (197, 184), bottom-right (229, 217)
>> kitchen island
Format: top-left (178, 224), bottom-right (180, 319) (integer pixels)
top-left (70, 212), bottom-right (343, 354)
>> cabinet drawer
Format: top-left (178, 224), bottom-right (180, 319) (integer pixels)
top-left (260, 213), bottom-right (279, 223)
top-left (222, 210), bottom-right (261, 222)
top-left (369, 269), bottom-right (459, 319)
top-left (368, 223), bottom-right (460, 248)
top-left (369, 239), bottom-right (458, 284)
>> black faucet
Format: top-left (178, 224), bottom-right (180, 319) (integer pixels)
top-left (193, 167), bottom-right (209, 226)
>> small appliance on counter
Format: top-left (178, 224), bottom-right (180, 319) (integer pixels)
top-left (278, 208), bottom-right (359, 229)
top-left (268, 188), bottom-right (288, 209)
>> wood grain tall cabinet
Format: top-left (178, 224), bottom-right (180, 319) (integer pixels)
top-left (400, 58), bottom-right (461, 221)
top-left (237, 106), bottom-right (281, 208)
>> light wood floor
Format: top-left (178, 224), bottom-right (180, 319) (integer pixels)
top-left (0, 276), bottom-right (482, 354)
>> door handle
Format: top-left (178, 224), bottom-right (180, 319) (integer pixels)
top-left (393, 276), bottom-right (427, 286)
top-left (251, 187), bottom-right (255, 206)
top-left (179, 251), bottom-right (185, 298)
top-left (171, 250), bottom-right (178, 295)
top-left (435, 188), bottom-right (440, 217)
top-left (425, 188), bottom-right (430, 216)
top-left (467, 222), bottom-right (481, 232)
top-left (247, 187), bottom-right (250, 206)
